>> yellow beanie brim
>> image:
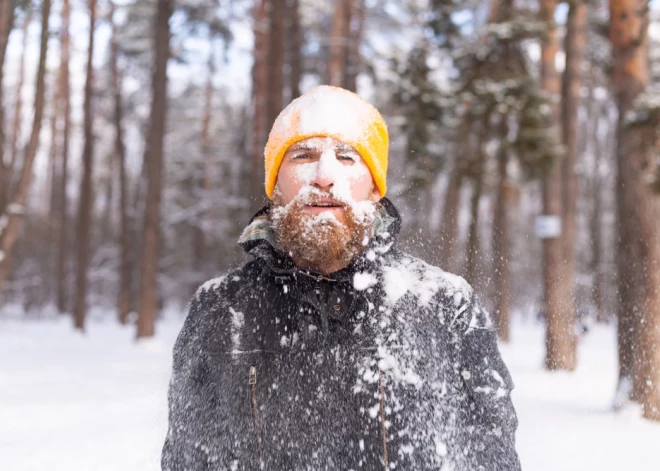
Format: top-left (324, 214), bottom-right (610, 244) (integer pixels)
top-left (264, 86), bottom-right (388, 199)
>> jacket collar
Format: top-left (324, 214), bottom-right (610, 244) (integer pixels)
top-left (237, 198), bottom-right (402, 281)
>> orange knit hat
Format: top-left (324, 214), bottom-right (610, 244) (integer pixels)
top-left (264, 85), bottom-right (389, 199)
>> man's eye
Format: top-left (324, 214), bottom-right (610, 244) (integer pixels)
top-left (337, 154), bottom-right (356, 162)
top-left (292, 153), bottom-right (311, 160)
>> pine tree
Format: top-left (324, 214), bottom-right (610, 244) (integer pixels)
top-left (540, 0), bottom-right (577, 370)
top-left (0, 0), bottom-right (15, 198)
top-left (109, 0), bottom-right (131, 325)
top-left (136, 0), bottom-right (173, 339)
top-left (610, 0), bottom-right (660, 420)
top-left (74, 0), bottom-right (98, 332)
top-left (0, 0), bottom-right (52, 304)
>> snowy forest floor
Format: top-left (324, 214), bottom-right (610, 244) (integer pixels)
top-left (1, 308), bottom-right (659, 471)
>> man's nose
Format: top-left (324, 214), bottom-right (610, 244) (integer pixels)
top-left (311, 176), bottom-right (334, 192)
top-left (311, 163), bottom-right (335, 191)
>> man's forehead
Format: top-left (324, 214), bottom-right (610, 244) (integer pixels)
top-left (287, 137), bottom-right (358, 153)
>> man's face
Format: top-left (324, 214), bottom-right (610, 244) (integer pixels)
top-left (270, 137), bottom-right (381, 272)
top-left (275, 137), bottom-right (381, 219)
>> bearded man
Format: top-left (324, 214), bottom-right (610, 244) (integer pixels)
top-left (162, 86), bottom-right (521, 470)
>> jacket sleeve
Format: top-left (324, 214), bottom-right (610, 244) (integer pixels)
top-left (457, 294), bottom-right (522, 471)
top-left (161, 292), bottom-right (218, 471)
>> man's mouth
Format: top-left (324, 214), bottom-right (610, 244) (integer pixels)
top-left (307, 199), bottom-right (343, 208)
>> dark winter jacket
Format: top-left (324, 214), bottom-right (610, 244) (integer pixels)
top-left (161, 199), bottom-right (521, 471)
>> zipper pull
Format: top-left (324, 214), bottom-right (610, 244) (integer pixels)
top-left (249, 365), bottom-right (257, 385)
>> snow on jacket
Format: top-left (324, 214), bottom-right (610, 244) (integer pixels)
top-left (161, 199), bottom-right (521, 471)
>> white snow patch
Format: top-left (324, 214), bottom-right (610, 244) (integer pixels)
top-left (499, 319), bottom-right (660, 471)
top-left (0, 313), bottom-right (185, 471)
top-left (378, 348), bottom-right (423, 388)
top-left (368, 403), bottom-right (380, 419)
top-left (400, 443), bottom-right (415, 455)
top-left (196, 276), bottom-right (226, 299)
top-left (490, 369), bottom-right (505, 387)
top-left (228, 307), bottom-right (244, 351)
top-left (382, 257), bottom-right (472, 306)
top-left (353, 272), bottom-right (378, 291)
top-left (434, 436), bottom-right (448, 457)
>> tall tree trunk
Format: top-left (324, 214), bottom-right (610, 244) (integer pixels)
top-left (0, 0), bottom-right (11, 93)
top-left (636, 179), bottom-right (660, 420)
top-left (438, 165), bottom-right (463, 273)
top-left (136, 0), bottom-right (172, 339)
top-left (47, 0), bottom-right (70, 306)
top-left (193, 48), bottom-right (215, 273)
top-left (609, 0), bottom-right (659, 419)
top-left (327, 0), bottom-right (348, 87)
top-left (101, 152), bottom-right (115, 243)
top-left (288, 0), bottom-right (301, 99)
top-left (344, 0), bottom-right (365, 92)
top-left (493, 146), bottom-right (511, 342)
top-left (541, 0), bottom-right (576, 370)
top-left (110, 0), bottom-right (130, 325)
top-left (48, 83), bottom-right (61, 219)
top-left (56, 0), bottom-right (71, 314)
top-left (0, 0), bottom-right (15, 204)
top-left (589, 99), bottom-right (606, 323)
top-left (465, 115), bottom-right (489, 287)
top-left (465, 154), bottom-right (485, 287)
top-left (585, 65), bottom-right (610, 324)
top-left (266, 0), bottom-right (285, 128)
top-left (560, 0), bottom-right (586, 330)
top-left (250, 0), bottom-right (269, 211)
top-left (0, 0), bottom-right (51, 304)
top-left (3, 9), bottom-right (31, 215)
top-left (74, 0), bottom-right (97, 332)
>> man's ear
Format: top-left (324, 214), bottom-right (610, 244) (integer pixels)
top-left (272, 185), bottom-right (283, 205)
top-left (369, 184), bottom-right (382, 203)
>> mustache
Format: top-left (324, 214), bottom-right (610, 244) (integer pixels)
top-left (290, 187), bottom-right (349, 209)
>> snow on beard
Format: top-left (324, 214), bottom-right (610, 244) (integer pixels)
top-left (270, 186), bottom-right (377, 270)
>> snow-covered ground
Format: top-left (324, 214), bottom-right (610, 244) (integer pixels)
top-left (1, 310), bottom-right (659, 471)
top-left (500, 319), bottom-right (660, 471)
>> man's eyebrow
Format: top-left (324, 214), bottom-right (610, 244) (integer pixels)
top-left (288, 143), bottom-right (315, 152)
top-left (334, 143), bottom-right (357, 152)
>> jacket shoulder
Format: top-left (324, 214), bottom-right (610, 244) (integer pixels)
top-left (175, 264), bottom-right (257, 360)
top-left (379, 251), bottom-right (492, 334)
top-left (192, 261), bottom-right (259, 304)
top-left (380, 251), bottom-right (473, 306)
top-left (181, 264), bottom-right (257, 338)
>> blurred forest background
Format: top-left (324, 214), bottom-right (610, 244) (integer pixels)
top-left (0, 0), bottom-right (659, 420)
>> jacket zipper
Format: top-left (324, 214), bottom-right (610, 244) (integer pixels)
top-left (379, 369), bottom-right (389, 470)
top-left (249, 365), bottom-right (265, 469)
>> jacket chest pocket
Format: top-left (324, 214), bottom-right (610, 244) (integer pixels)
top-left (227, 351), bottom-right (317, 469)
top-left (224, 347), bottom-right (391, 470)
top-left (215, 352), bottom-right (279, 470)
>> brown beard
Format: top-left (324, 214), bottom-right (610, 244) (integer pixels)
top-left (270, 193), bottom-right (376, 271)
